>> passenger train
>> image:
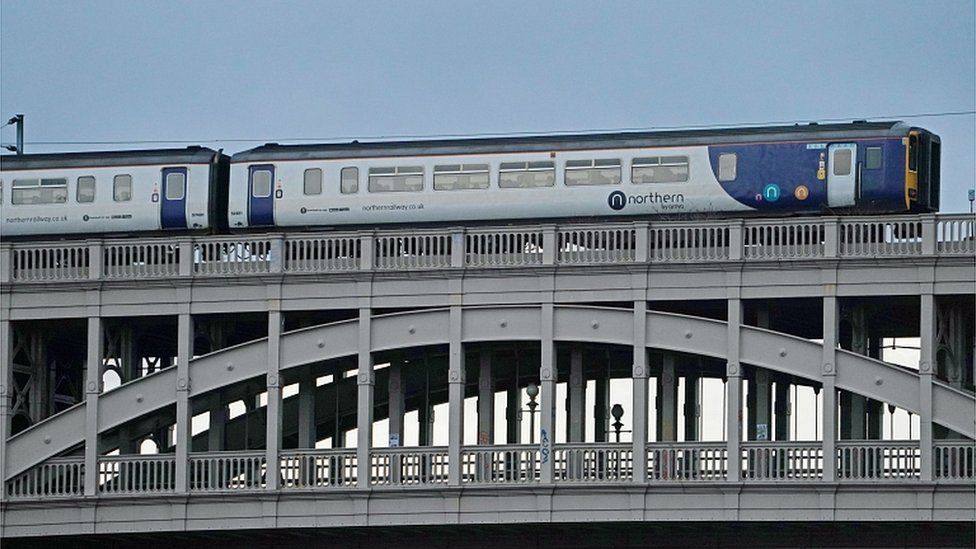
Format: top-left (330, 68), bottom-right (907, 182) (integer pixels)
top-left (0, 121), bottom-right (941, 239)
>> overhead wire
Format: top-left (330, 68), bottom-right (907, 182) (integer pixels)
top-left (1, 110), bottom-right (974, 149)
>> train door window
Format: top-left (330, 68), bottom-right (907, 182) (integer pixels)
top-left (77, 176), bottom-right (96, 203)
top-left (341, 167), bottom-right (359, 194)
top-left (12, 178), bottom-right (68, 204)
top-left (498, 161), bottom-right (555, 188)
top-left (565, 158), bottom-right (621, 186)
top-left (865, 147), bottom-right (883, 170)
top-left (368, 166), bottom-right (424, 192)
top-left (908, 134), bottom-right (919, 171)
top-left (717, 153), bottom-right (737, 182)
top-left (251, 169), bottom-right (272, 198)
top-left (632, 156), bottom-right (689, 184)
top-left (434, 164), bottom-right (490, 190)
top-left (832, 149), bottom-right (852, 176)
top-left (165, 171), bottom-right (185, 200)
top-left (113, 174), bottom-right (132, 202)
top-left (304, 168), bottom-right (323, 195)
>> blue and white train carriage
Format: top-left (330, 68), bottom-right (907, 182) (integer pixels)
top-left (228, 121), bottom-right (940, 230)
top-left (0, 147), bottom-right (227, 238)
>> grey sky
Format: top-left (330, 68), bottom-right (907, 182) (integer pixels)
top-left (2, 0), bottom-right (974, 211)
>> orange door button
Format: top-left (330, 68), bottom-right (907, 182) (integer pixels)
top-left (794, 185), bottom-right (810, 200)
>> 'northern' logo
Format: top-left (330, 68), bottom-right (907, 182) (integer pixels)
top-left (608, 191), bottom-right (626, 211)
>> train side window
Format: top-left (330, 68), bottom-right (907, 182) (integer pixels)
top-left (77, 176), bottom-right (96, 203)
top-left (833, 149), bottom-right (852, 176)
top-left (368, 166), bottom-right (423, 192)
top-left (12, 178), bottom-right (68, 204)
top-left (251, 170), bottom-right (272, 198)
top-left (304, 168), bottom-right (323, 195)
top-left (865, 147), bottom-right (883, 170)
top-left (341, 167), bottom-right (359, 194)
top-left (165, 172), bottom-right (186, 200)
top-left (565, 158), bottom-right (621, 186)
top-left (498, 161), bottom-right (555, 188)
top-left (633, 156), bottom-right (689, 184)
top-left (434, 164), bottom-right (490, 190)
top-left (717, 154), bottom-right (737, 182)
top-left (114, 174), bottom-right (132, 202)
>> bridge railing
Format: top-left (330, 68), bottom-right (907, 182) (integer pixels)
top-left (97, 454), bottom-right (176, 495)
top-left (370, 447), bottom-right (450, 486)
top-left (934, 441), bottom-right (975, 481)
top-left (188, 450), bottom-right (267, 492)
top-left (279, 449), bottom-right (358, 489)
top-left (647, 442), bottom-right (728, 481)
top-left (3, 214), bottom-right (972, 283)
top-left (4, 456), bottom-right (85, 499)
top-left (552, 443), bottom-right (633, 482)
top-left (741, 441), bottom-right (823, 481)
top-left (836, 440), bottom-right (920, 480)
top-left (460, 444), bottom-right (540, 484)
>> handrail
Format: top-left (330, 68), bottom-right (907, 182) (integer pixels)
top-left (3, 214), bottom-right (970, 284)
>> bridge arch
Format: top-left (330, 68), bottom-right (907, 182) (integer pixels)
top-left (6, 305), bottom-right (974, 478)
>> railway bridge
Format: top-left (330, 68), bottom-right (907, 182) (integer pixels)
top-left (1, 214), bottom-right (974, 545)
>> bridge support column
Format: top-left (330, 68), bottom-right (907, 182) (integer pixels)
top-left (506, 386), bottom-right (520, 444)
top-left (0, 320), bottom-right (10, 501)
top-left (356, 309), bottom-right (373, 489)
top-left (298, 366), bottom-right (316, 449)
top-left (175, 312), bottom-right (192, 493)
top-left (388, 361), bottom-right (404, 447)
top-left (477, 352), bottom-right (493, 445)
top-left (919, 293), bottom-right (935, 481)
top-left (83, 315), bottom-right (102, 496)
top-left (747, 369), bottom-right (772, 441)
top-left (822, 295), bottom-right (838, 481)
top-left (774, 378), bottom-right (790, 441)
top-left (839, 392), bottom-right (867, 439)
top-left (539, 303), bottom-right (556, 483)
top-left (657, 354), bottom-right (677, 442)
top-left (208, 394), bottom-right (226, 451)
top-left (726, 297), bottom-right (743, 482)
top-left (448, 307), bottom-right (464, 486)
top-left (594, 370), bottom-right (609, 443)
top-left (265, 311), bottom-right (282, 490)
top-left (632, 300), bottom-right (648, 483)
top-left (684, 371), bottom-right (700, 442)
top-left (568, 346), bottom-right (585, 443)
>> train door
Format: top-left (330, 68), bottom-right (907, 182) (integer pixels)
top-left (248, 164), bottom-right (275, 226)
top-left (827, 143), bottom-right (857, 208)
top-left (160, 167), bottom-right (188, 229)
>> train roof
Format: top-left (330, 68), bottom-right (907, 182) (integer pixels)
top-left (0, 146), bottom-right (223, 171)
top-left (231, 121), bottom-right (916, 163)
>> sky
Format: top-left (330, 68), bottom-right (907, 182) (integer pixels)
top-left (1, 0), bottom-right (974, 210)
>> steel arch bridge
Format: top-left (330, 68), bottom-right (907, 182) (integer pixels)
top-left (0, 214), bottom-right (974, 542)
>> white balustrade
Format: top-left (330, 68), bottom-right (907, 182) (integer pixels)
top-left (649, 224), bottom-right (729, 262)
top-left (11, 245), bottom-right (89, 281)
top-left (465, 229), bottom-right (544, 267)
top-left (743, 221), bottom-right (824, 260)
top-left (370, 447), bottom-right (450, 486)
top-left (836, 441), bottom-right (919, 480)
top-left (936, 214), bottom-right (976, 255)
top-left (188, 451), bottom-right (268, 492)
top-left (460, 445), bottom-right (540, 484)
top-left (374, 233), bottom-right (452, 270)
top-left (4, 457), bottom-right (85, 499)
top-left (97, 454), bottom-right (176, 494)
top-left (647, 442), bottom-right (728, 481)
top-left (839, 219), bottom-right (922, 256)
top-left (279, 449), bottom-right (358, 488)
top-left (193, 238), bottom-right (273, 275)
top-left (552, 443), bottom-right (633, 482)
top-left (103, 241), bottom-right (181, 279)
top-left (933, 442), bottom-right (975, 481)
top-left (741, 442), bottom-right (823, 481)
top-left (285, 235), bottom-right (360, 272)
top-left (557, 227), bottom-right (636, 264)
